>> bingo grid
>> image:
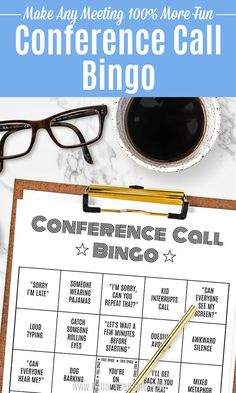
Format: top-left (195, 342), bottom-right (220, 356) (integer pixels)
top-left (8, 267), bottom-right (229, 393)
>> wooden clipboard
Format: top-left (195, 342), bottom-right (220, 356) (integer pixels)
top-left (1, 178), bottom-right (236, 392)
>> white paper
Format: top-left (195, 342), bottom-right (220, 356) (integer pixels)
top-left (2, 193), bottom-right (236, 393)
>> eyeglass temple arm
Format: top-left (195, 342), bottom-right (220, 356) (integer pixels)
top-left (0, 124), bottom-right (30, 132)
top-left (52, 121), bottom-right (93, 164)
top-left (53, 109), bottom-right (101, 122)
top-left (0, 129), bottom-right (18, 172)
top-left (55, 104), bottom-right (108, 122)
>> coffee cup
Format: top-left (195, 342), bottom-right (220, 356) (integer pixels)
top-left (113, 97), bottom-right (221, 172)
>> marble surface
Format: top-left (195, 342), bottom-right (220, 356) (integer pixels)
top-left (0, 97), bottom-right (236, 320)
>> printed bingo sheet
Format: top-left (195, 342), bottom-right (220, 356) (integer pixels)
top-left (10, 268), bottom-right (229, 393)
top-left (1, 192), bottom-right (236, 393)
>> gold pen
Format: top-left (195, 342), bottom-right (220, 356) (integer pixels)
top-left (126, 304), bottom-right (197, 393)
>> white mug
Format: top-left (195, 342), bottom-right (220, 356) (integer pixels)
top-left (113, 97), bottom-right (221, 172)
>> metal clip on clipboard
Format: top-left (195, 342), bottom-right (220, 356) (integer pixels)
top-left (83, 185), bottom-right (189, 220)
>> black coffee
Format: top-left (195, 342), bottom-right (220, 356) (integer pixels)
top-left (125, 98), bottom-right (205, 162)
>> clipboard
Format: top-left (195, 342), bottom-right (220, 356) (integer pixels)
top-left (1, 178), bottom-right (236, 392)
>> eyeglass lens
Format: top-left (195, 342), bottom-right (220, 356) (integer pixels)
top-left (50, 110), bottom-right (100, 147)
top-left (0, 123), bottom-right (32, 158)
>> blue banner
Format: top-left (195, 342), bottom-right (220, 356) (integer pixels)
top-left (0, 0), bottom-right (236, 96)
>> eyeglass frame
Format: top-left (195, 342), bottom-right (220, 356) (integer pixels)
top-left (0, 104), bottom-right (108, 171)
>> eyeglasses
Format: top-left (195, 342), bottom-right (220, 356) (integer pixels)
top-left (0, 105), bottom-right (108, 172)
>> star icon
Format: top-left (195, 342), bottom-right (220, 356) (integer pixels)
top-left (76, 243), bottom-right (89, 256)
top-left (163, 250), bottom-right (176, 263)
